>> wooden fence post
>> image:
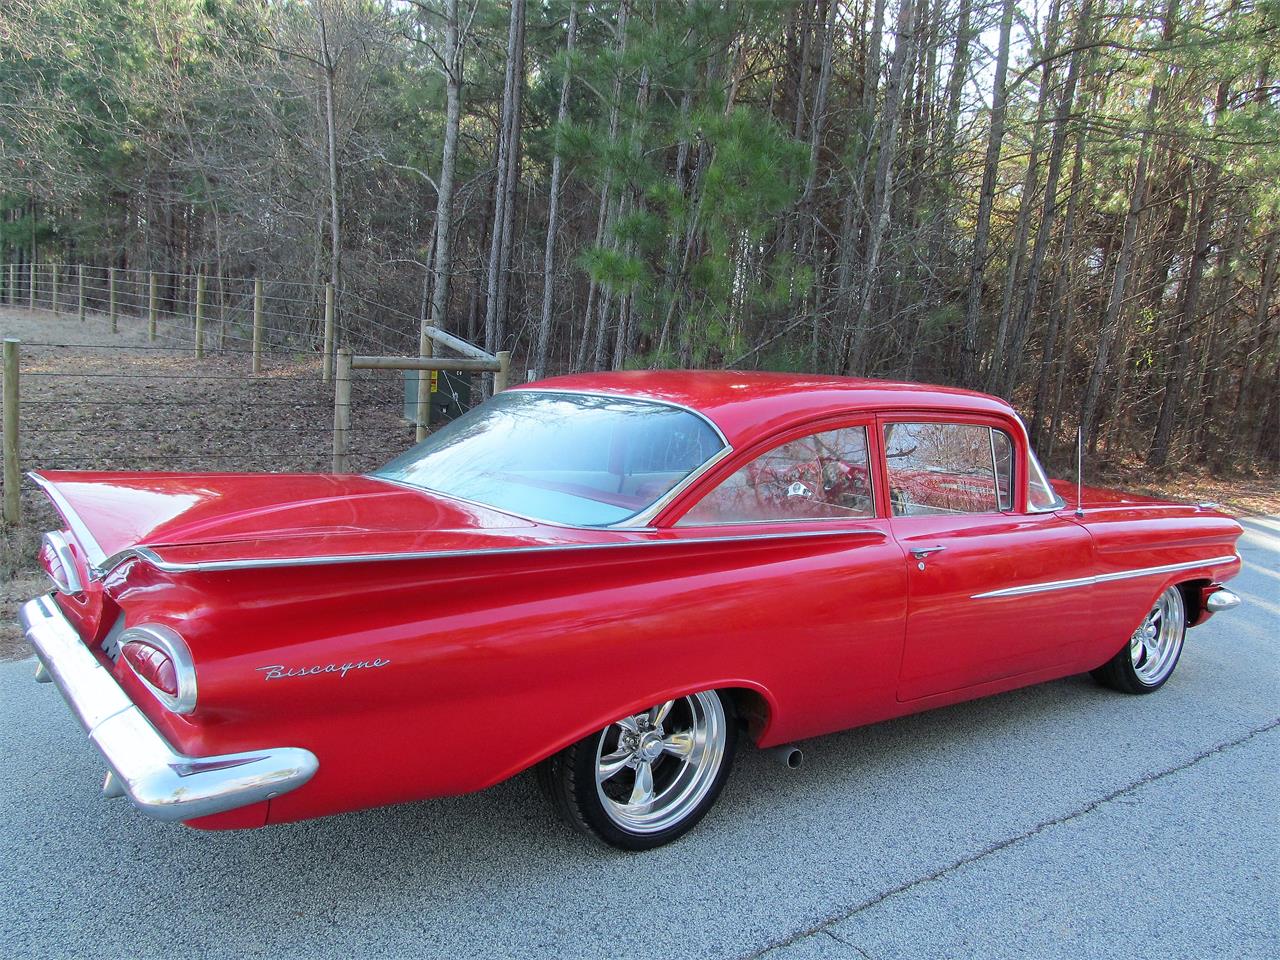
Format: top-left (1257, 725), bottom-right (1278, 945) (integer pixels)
top-left (195, 272), bottom-right (206, 358)
top-left (495, 350), bottom-right (511, 393)
top-left (415, 335), bottom-right (434, 442)
top-left (3, 338), bottom-right (20, 524)
top-left (109, 267), bottom-right (118, 332)
top-left (78, 266), bottom-right (85, 322)
top-left (8, 264), bottom-right (14, 305)
top-left (252, 277), bottom-right (264, 375)
top-left (148, 272), bottom-right (158, 340)
top-left (51, 263), bottom-right (59, 314)
top-left (322, 282), bottom-right (335, 382)
top-left (332, 347), bottom-right (352, 472)
top-left (29, 261), bottom-right (36, 311)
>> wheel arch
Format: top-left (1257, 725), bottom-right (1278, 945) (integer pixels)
top-left (492, 677), bottom-right (781, 789)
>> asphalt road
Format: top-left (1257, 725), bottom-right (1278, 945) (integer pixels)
top-left (2, 518), bottom-right (1276, 960)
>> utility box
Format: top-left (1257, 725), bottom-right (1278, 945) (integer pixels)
top-left (402, 370), bottom-right (471, 428)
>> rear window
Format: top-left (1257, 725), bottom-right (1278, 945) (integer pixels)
top-left (376, 391), bottom-right (724, 526)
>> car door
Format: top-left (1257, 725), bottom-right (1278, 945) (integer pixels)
top-left (660, 418), bottom-right (910, 735)
top-left (881, 415), bottom-right (1094, 702)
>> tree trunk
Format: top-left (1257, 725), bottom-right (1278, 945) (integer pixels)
top-left (1000, 0), bottom-right (1091, 396)
top-left (1080, 0), bottom-right (1178, 454)
top-left (426, 0), bottom-right (462, 341)
top-left (1237, 231), bottom-right (1279, 462)
top-left (1149, 81), bottom-right (1228, 468)
top-left (845, 0), bottom-right (917, 374)
top-left (1028, 117), bottom-right (1089, 450)
top-left (483, 0), bottom-right (526, 364)
top-left (961, 0), bottom-right (1015, 384)
top-left (985, 0), bottom-right (1063, 391)
top-left (532, 1), bottom-right (577, 380)
top-left (317, 10), bottom-right (341, 296)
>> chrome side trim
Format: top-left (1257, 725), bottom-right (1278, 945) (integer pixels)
top-left (106, 527), bottom-right (886, 575)
top-left (971, 555), bottom-right (1241, 600)
top-left (20, 595), bottom-right (317, 821)
top-left (28, 472), bottom-right (109, 569)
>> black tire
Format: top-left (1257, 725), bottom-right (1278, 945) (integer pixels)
top-left (538, 690), bottom-right (738, 851)
top-left (1091, 585), bottom-right (1187, 695)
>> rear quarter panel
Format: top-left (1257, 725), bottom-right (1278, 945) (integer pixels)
top-left (106, 529), bottom-right (907, 825)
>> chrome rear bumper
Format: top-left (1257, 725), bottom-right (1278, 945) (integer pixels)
top-left (1205, 588), bottom-right (1241, 613)
top-left (20, 595), bottom-right (318, 822)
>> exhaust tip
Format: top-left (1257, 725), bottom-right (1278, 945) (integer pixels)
top-left (765, 745), bottom-right (804, 769)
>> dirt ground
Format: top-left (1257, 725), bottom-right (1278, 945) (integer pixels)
top-left (0, 304), bottom-right (429, 657)
top-left (2, 304), bottom-right (1276, 661)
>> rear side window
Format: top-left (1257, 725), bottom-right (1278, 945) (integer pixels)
top-left (679, 426), bottom-right (874, 525)
top-left (884, 422), bottom-right (1010, 517)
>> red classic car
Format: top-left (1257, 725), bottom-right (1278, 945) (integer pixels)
top-left (20, 372), bottom-right (1243, 850)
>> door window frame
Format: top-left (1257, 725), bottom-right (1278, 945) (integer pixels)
top-left (658, 414), bottom-right (884, 527)
top-left (876, 411), bottom-right (1027, 518)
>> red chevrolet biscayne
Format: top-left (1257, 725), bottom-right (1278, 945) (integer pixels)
top-left (21, 371), bottom-right (1243, 849)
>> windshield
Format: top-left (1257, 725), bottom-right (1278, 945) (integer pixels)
top-left (375, 391), bottom-right (725, 526)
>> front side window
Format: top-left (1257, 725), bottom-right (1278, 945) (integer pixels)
top-left (884, 422), bottom-right (1004, 517)
top-left (376, 391), bottom-right (724, 526)
top-left (678, 426), bottom-right (874, 525)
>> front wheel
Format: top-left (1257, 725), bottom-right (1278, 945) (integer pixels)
top-left (1091, 585), bottom-right (1187, 694)
top-left (539, 690), bottom-right (738, 850)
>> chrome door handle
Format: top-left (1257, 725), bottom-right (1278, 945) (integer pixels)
top-left (910, 545), bottom-right (947, 559)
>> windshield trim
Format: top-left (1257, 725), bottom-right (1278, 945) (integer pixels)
top-left (371, 389), bottom-right (733, 531)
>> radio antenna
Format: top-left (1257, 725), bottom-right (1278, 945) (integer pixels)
top-left (1075, 426), bottom-right (1084, 518)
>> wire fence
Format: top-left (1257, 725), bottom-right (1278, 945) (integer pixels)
top-left (0, 261), bottom-right (503, 524)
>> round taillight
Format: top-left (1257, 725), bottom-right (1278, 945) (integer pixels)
top-left (121, 641), bottom-right (179, 697)
top-left (117, 625), bottom-right (197, 714)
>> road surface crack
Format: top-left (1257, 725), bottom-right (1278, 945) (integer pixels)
top-left (747, 718), bottom-right (1280, 958)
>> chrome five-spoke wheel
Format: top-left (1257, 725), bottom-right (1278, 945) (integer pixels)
top-left (539, 690), bottom-right (738, 850)
top-left (1092, 585), bottom-right (1187, 694)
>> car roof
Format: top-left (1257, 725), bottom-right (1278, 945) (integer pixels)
top-left (515, 370), bottom-right (1016, 447)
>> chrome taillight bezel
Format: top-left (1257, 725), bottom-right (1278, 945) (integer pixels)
top-left (119, 624), bottom-right (198, 714)
top-left (41, 531), bottom-right (84, 595)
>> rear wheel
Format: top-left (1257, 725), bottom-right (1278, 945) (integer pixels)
top-left (1091, 585), bottom-right (1187, 694)
top-left (539, 690), bottom-right (738, 850)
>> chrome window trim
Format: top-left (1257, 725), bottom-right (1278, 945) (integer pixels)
top-left (41, 531), bottom-right (84, 595)
top-left (118, 623), bottom-right (198, 714)
top-left (29, 472), bottom-right (109, 569)
top-left (971, 555), bottom-right (1240, 600)
top-left (373, 388), bottom-right (733, 531)
top-left (102, 528), bottom-right (886, 575)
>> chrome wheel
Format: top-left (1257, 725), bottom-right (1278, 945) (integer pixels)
top-left (1129, 586), bottom-right (1185, 687)
top-left (593, 692), bottom-right (728, 835)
